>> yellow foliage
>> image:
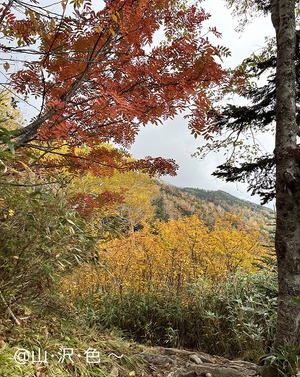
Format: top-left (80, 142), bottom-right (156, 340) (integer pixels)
top-left (0, 90), bottom-right (24, 131)
top-left (101, 171), bottom-right (160, 227)
top-left (210, 213), bottom-right (264, 274)
top-left (62, 264), bottom-right (101, 300)
top-left (69, 169), bottom-right (160, 226)
top-left (62, 213), bottom-right (268, 300)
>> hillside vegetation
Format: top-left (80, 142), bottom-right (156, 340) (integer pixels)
top-left (0, 149), bottom-right (277, 376)
top-left (153, 184), bottom-right (273, 226)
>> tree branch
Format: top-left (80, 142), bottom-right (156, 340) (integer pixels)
top-left (0, 290), bottom-right (21, 326)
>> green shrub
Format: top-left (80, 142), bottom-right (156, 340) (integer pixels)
top-left (261, 346), bottom-right (300, 376)
top-left (0, 184), bottom-right (96, 321)
top-left (84, 271), bottom-right (277, 360)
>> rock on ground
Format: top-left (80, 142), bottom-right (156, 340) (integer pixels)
top-left (137, 347), bottom-right (261, 377)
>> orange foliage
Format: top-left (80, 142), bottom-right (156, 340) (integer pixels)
top-left (0, 0), bottom-right (236, 177)
top-left (69, 191), bottom-right (125, 218)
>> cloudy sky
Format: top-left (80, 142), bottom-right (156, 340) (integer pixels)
top-left (130, 0), bottom-right (275, 208)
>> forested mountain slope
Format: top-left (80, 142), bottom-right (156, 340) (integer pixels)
top-left (154, 183), bottom-right (274, 229)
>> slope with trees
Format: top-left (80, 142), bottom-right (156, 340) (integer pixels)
top-left (0, 0), bottom-right (234, 331)
top-left (153, 184), bottom-right (274, 229)
top-left (2, 0), bottom-right (297, 375)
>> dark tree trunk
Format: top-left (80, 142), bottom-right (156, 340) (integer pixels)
top-left (271, 0), bottom-right (300, 347)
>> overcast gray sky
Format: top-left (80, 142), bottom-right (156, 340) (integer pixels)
top-left (130, 0), bottom-right (275, 208)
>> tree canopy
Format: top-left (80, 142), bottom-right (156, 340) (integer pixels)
top-left (0, 0), bottom-right (235, 179)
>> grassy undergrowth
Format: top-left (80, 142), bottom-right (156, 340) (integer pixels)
top-left (0, 270), bottom-right (278, 377)
top-left (0, 264), bottom-right (279, 377)
top-left (0, 312), bottom-right (144, 377)
top-left (77, 270), bottom-right (278, 362)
